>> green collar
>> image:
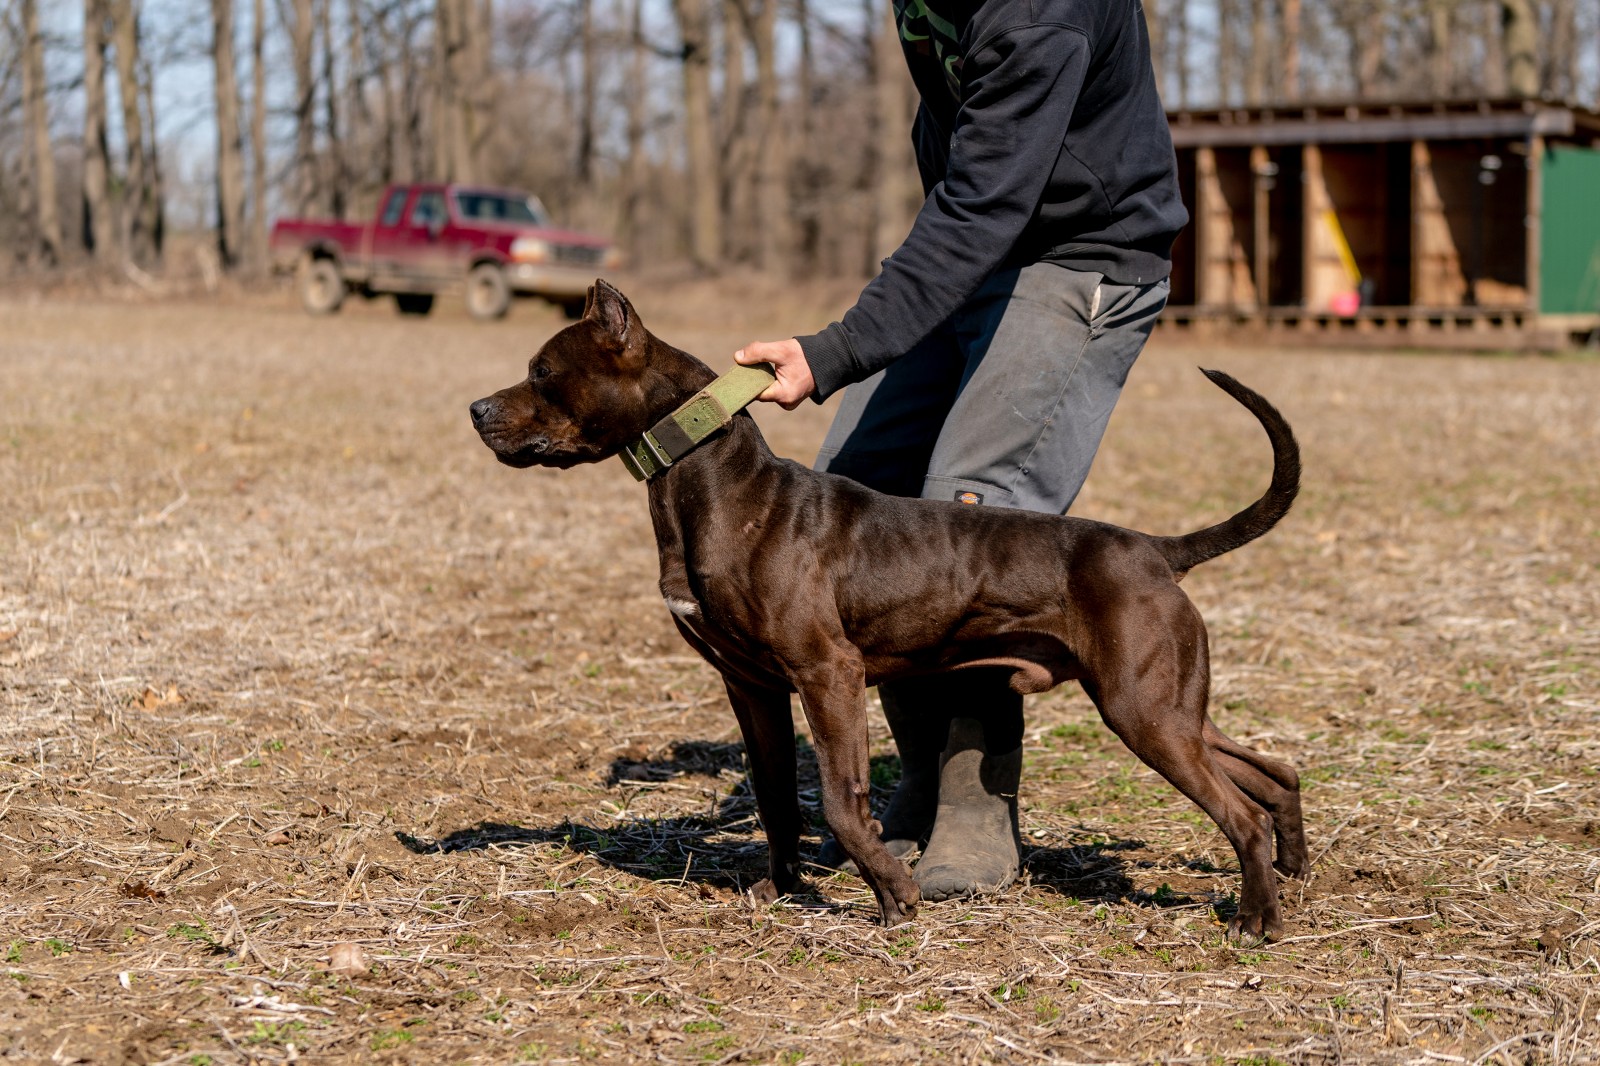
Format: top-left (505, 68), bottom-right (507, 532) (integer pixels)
top-left (618, 363), bottom-right (777, 482)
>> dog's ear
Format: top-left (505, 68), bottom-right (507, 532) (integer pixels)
top-left (584, 278), bottom-right (632, 350)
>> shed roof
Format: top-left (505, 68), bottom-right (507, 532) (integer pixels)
top-left (1166, 97), bottom-right (1600, 149)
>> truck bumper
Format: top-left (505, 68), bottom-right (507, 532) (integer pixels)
top-left (506, 264), bottom-right (597, 299)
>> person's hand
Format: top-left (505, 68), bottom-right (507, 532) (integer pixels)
top-left (734, 339), bottom-right (813, 410)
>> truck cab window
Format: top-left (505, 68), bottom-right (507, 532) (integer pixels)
top-left (379, 190), bottom-right (407, 227)
top-left (410, 192), bottom-right (446, 228)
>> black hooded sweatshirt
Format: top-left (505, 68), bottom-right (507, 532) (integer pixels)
top-left (798, 0), bottom-right (1187, 401)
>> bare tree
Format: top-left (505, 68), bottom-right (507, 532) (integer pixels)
top-left (82, 0), bottom-right (115, 261)
top-left (870, 0), bottom-right (913, 267)
top-left (1279, 0), bottom-right (1301, 101)
top-left (20, 0), bottom-right (63, 265)
top-left (616, 0), bottom-right (649, 250)
top-left (719, 0), bottom-right (753, 259)
top-left (318, 0), bottom-right (344, 214)
top-left (1498, 0), bottom-right (1538, 97)
top-left (749, 0), bottom-right (786, 271)
top-left (211, 0), bottom-right (248, 268)
top-left (283, 0), bottom-right (316, 212)
top-left (251, 0), bottom-right (268, 266)
top-left (673, 0), bottom-right (720, 270)
top-left (790, 0), bottom-right (820, 274)
top-left (110, 0), bottom-right (154, 264)
top-left (435, 0), bottom-right (491, 182)
top-left (1247, 0), bottom-right (1269, 105)
top-left (1425, 0), bottom-right (1452, 97)
top-left (576, 0), bottom-right (597, 184)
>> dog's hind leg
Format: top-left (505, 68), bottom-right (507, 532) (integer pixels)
top-left (791, 653), bottom-right (920, 926)
top-left (725, 679), bottom-right (805, 905)
top-left (1081, 610), bottom-right (1284, 942)
top-left (1204, 721), bottom-right (1309, 879)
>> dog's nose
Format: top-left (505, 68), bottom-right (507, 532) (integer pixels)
top-left (469, 398), bottom-right (496, 429)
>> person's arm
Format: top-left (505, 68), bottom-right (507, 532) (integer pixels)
top-left (795, 24), bottom-right (1091, 402)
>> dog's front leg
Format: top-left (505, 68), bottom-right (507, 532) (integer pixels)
top-left (792, 657), bottom-right (919, 926)
top-left (723, 678), bottom-right (804, 905)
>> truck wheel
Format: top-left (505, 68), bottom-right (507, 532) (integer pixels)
top-left (465, 263), bottom-right (511, 320)
top-left (559, 297), bottom-right (587, 320)
top-left (297, 257), bottom-right (345, 315)
top-left (395, 293), bottom-right (435, 316)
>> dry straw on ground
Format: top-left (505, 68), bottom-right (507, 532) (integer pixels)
top-left (1, 290), bottom-right (1597, 1065)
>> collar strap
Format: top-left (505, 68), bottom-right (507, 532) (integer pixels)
top-left (618, 363), bottom-right (777, 482)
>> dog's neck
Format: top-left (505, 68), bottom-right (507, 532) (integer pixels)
top-left (638, 340), bottom-right (718, 425)
top-left (618, 336), bottom-right (776, 483)
top-left (635, 339), bottom-right (778, 503)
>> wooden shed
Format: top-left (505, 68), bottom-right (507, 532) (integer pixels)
top-left (1161, 99), bottom-right (1600, 347)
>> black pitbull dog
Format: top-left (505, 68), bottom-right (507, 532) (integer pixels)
top-left (470, 281), bottom-right (1309, 940)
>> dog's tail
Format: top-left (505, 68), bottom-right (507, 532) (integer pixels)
top-left (1151, 368), bottom-right (1301, 578)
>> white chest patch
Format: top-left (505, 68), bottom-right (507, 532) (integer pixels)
top-left (665, 596), bottom-right (700, 619)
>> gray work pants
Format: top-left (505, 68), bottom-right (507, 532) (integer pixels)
top-left (815, 262), bottom-right (1168, 757)
top-left (816, 262), bottom-right (1168, 513)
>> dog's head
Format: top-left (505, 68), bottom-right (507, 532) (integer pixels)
top-left (470, 280), bottom-right (656, 469)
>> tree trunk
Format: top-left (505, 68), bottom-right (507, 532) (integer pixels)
top-left (618, 0), bottom-right (648, 252)
top-left (1217, 0), bottom-right (1236, 107)
top-left (345, 0), bottom-right (370, 183)
top-left (1279, 0), bottom-right (1300, 101)
top-left (211, 0), bottom-right (248, 269)
top-left (1144, 0), bottom-right (1163, 94)
top-left (576, 0), bottom-right (596, 183)
top-left (1479, 0), bottom-right (1505, 96)
top-left (433, 0), bottom-right (457, 180)
top-left (1425, 0), bottom-right (1452, 97)
top-left (21, 0), bottom-right (63, 265)
top-left (286, 0), bottom-right (316, 213)
top-left (1172, 0), bottom-right (1189, 107)
top-left (750, 0), bottom-right (786, 272)
top-left (1546, 0), bottom-right (1576, 98)
top-left (871, 0), bottom-right (912, 267)
top-left (82, 0), bottom-right (116, 261)
top-left (674, 0), bottom-right (721, 271)
top-left (1499, 0), bottom-right (1537, 97)
top-left (719, 0), bottom-right (753, 259)
top-left (251, 0), bottom-right (268, 267)
top-left (319, 0), bottom-right (344, 216)
top-left (792, 0), bottom-right (819, 274)
top-left (110, 0), bottom-right (152, 264)
top-left (1246, 0), bottom-right (1268, 105)
top-left (139, 51), bottom-right (165, 254)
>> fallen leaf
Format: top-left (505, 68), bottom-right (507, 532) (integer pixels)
top-left (133, 685), bottom-right (184, 710)
top-left (119, 881), bottom-right (167, 901)
top-left (329, 942), bottom-right (367, 976)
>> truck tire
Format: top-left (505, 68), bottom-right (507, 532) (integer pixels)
top-left (465, 263), bottom-right (512, 320)
top-left (297, 257), bottom-right (345, 315)
top-left (395, 293), bottom-right (435, 316)
top-left (559, 297), bottom-right (587, 320)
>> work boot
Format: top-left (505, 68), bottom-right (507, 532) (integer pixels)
top-left (914, 716), bottom-right (1023, 901)
top-left (816, 681), bottom-right (946, 873)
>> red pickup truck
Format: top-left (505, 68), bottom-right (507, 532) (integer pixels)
top-left (269, 182), bottom-right (620, 320)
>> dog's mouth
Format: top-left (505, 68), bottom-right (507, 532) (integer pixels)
top-left (477, 427), bottom-right (596, 470)
top-left (478, 429), bottom-right (552, 468)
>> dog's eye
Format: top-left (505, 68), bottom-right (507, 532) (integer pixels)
top-left (532, 364), bottom-right (551, 382)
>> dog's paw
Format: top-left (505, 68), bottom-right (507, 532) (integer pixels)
top-left (1225, 908), bottom-right (1283, 945)
top-left (877, 898), bottom-right (917, 927)
top-left (1274, 855), bottom-right (1310, 881)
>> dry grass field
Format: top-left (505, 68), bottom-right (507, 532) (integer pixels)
top-left (2, 286), bottom-right (1598, 1066)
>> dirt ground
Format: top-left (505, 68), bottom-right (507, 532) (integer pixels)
top-left (2, 284), bottom-right (1598, 1065)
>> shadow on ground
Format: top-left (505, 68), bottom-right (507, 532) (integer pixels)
top-left (396, 739), bottom-right (1216, 913)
